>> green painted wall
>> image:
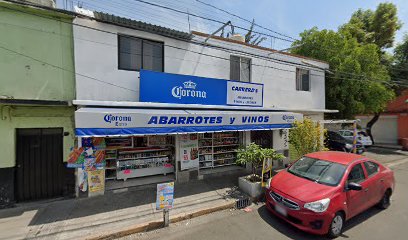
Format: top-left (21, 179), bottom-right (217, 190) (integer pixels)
top-left (0, 2), bottom-right (75, 101)
top-left (0, 105), bottom-right (75, 168)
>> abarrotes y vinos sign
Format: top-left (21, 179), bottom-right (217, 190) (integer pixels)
top-left (75, 108), bottom-right (303, 137)
top-left (140, 70), bottom-right (263, 107)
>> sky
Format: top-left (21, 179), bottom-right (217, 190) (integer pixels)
top-left (58, 0), bottom-right (408, 51)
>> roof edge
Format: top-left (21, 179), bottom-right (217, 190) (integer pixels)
top-left (192, 31), bottom-right (329, 65)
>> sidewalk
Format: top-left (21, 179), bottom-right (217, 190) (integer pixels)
top-left (0, 170), bottom-right (248, 240)
top-left (373, 144), bottom-right (404, 150)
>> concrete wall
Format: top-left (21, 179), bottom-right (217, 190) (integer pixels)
top-left (0, 105), bottom-right (75, 168)
top-left (0, 2), bottom-right (75, 101)
top-left (73, 17), bottom-right (328, 111)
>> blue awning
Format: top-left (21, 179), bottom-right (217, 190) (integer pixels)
top-left (75, 108), bottom-right (302, 137)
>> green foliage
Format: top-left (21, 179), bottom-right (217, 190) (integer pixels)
top-left (288, 119), bottom-right (326, 159)
top-left (339, 3), bottom-right (402, 50)
top-left (236, 142), bottom-right (284, 176)
top-left (291, 27), bottom-right (395, 119)
top-left (391, 34), bottom-right (408, 94)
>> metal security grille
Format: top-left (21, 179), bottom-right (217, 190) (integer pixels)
top-left (16, 128), bottom-right (65, 202)
top-left (235, 196), bottom-right (251, 209)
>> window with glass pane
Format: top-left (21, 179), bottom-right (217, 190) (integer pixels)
top-left (364, 161), bottom-right (379, 177)
top-left (348, 164), bottom-right (366, 183)
top-left (296, 68), bottom-right (310, 91)
top-left (230, 55), bottom-right (251, 82)
top-left (118, 35), bottom-right (163, 71)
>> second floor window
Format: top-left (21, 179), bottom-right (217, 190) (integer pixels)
top-left (118, 35), bottom-right (164, 72)
top-left (230, 56), bottom-right (251, 82)
top-left (296, 68), bottom-right (310, 91)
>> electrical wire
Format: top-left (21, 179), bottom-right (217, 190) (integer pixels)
top-left (2, 2), bottom-right (407, 88)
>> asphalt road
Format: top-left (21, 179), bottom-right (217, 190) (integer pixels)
top-left (121, 147), bottom-right (408, 240)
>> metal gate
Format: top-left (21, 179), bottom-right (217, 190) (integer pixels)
top-left (16, 128), bottom-right (65, 202)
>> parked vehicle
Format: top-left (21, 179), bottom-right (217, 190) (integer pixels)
top-left (265, 151), bottom-right (395, 238)
top-left (338, 130), bottom-right (373, 147)
top-left (325, 131), bottom-right (365, 154)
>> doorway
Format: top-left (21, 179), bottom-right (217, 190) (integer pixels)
top-left (15, 128), bottom-right (65, 202)
top-left (251, 130), bottom-right (273, 148)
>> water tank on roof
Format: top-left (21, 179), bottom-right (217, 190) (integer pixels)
top-left (20, 0), bottom-right (56, 8)
top-left (229, 34), bottom-right (245, 42)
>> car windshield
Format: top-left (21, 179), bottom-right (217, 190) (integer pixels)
top-left (288, 157), bottom-right (347, 186)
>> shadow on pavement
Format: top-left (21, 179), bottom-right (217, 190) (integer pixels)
top-left (365, 147), bottom-right (406, 156)
top-left (257, 204), bottom-right (384, 239)
top-left (0, 169), bottom-right (247, 227)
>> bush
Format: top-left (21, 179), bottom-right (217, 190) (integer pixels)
top-left (289, 118), bottom-right (326, 160)
top-left (236, 143), bottom-right (284, 182)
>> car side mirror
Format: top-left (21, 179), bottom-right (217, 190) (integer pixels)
top-left (346, 182), bottom-right (362, 191)
top-left (285, 163), bottom-right (292, 168)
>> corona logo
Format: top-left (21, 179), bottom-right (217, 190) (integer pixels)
top-left (171, 81), bottom-right (207, 99)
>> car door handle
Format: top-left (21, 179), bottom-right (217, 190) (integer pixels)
top-left (365, 188), bottom-right (369, 192)
top-left (380, 179), bottom-right (384, 182)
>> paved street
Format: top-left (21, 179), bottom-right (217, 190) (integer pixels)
top-left (121, 147), bottom-right (408, 240)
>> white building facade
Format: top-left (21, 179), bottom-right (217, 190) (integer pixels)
top-left (70, 12), bottom-right (331, 193)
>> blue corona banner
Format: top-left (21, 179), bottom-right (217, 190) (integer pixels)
top-left (139, 70), bottom-right (263, 107)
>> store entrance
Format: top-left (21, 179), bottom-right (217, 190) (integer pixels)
top-left (15, 128), bottom-right (65, 202)
top-left (251, 130), bottom-right (273, 148)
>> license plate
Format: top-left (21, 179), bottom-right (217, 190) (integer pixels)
top-left (275, 204), bottom-right (287, 216)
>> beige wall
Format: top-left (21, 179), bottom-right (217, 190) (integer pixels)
top-left (0, 105), bottom-right (75, 168)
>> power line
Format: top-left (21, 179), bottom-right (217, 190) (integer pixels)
top-left (194, 0), bottom-right (297, 41)
top-left (129, 0), bottom-right (295, 43)
top-left (0, 45), bottom-right (139, 93)
top-left (3, 2), bottom-right (407, 88)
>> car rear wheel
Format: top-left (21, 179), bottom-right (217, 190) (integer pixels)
top-left (377, 190), bottom-right (391, 209)
top-left (328, 212), bottom-right (344, 238)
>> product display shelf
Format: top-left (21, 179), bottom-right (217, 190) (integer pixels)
top-left (105, 149), bottom-right (118, 180)
top-left (116, 147), bottom-right (174, 181)
top-left (198, 132), bottom-right (240, 170)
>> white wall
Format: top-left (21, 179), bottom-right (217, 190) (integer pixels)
top-left (73, 17), bottom-right (328, 111)
top-left (358, 115), bottom-right (398, 144)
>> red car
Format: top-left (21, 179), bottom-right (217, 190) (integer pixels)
top-left (265, 151), bottom-right (395, 238)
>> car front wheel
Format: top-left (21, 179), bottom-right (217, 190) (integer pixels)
top-left (377, 190), bottom-right (391, 209)
top-left (328, 212), bottom-right (344, 238)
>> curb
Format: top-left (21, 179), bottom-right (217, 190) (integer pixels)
top-left (86, 201), bottom-right (235, 240)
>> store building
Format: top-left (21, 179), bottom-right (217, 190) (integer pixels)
top-left (0, 0), bottom-right (76, 207)
top-left (71, 10), bottom-right (332, 195)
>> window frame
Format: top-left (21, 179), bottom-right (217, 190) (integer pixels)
top-left (117, 34), bottom-right (165, 72)
top-left (347, 163), bottom-right (367, 184)
top-left (230, 55), bottom-right (252, 82)
top-left (363, 161), bottom-right (380, 178)
top-left (296, 68), bottom-right (311, 92)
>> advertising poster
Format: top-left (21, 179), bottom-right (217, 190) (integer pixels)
top-left (179, 134), bottom-right (199, 171)
top-left (156, 182), bottom-right (174, 210)
top-left (261, 158), bottom-right (273, 187)
top-left (67, 147), bottom-right (85, 168)
top-left (78, 168), bottom-right (88, 192)
top-left (88, 169), bottom-right (105, 193)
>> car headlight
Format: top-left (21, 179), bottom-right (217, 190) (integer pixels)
top-left (304, 198), bottom-right (331, 213)
top-left (345, 143), bottom-right (352, 149)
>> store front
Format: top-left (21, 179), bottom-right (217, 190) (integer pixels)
top-left (72, 108), bottom-right (302, 194)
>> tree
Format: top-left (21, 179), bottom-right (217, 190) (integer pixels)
top-left (288, 118), bottom-right (326, 160)
top-left (340, 3), bottom-right (402, 50)
top-left (291, 27), bottom-right (394, 119)
top-left (391, 34), bottom-right (408, 94)
top-left (236, 143), bottom-right (283, 181)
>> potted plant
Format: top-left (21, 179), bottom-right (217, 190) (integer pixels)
top-left (236, 143), bottom-right (284, 200)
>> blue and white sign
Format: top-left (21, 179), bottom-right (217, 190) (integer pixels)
top-left (140, 70), bottom-right (263, 107)
top-left (75, 108), bottom-right (302, 136)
